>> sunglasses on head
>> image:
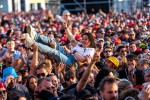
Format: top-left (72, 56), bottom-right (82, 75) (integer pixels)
top-left (37, 73), bottom-right (46, 78)
top-left (0, 90), bottom-right (6, 95)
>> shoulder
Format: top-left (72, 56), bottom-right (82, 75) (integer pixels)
top-left (15, 83), bottom-right (28, 90)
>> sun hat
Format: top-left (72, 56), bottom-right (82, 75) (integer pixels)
top-left (2, 67), bottom-right (19, 81)
top-left (107, 56), bottom-right (119, 67)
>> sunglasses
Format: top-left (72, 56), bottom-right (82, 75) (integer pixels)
top-left (66, 76), bottom-right (75, 81)
top-left (0, 90), bottom-right (6, 95)
top-left (37, 73), bottom-right (46, 77)
top-left (45, 86), bottom-right (55, 90)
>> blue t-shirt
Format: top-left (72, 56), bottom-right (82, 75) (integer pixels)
top-left (0, 49), bottom-right (21, 60)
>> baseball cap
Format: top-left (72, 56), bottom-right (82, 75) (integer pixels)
top-left (2, 67), bottom-right (19, 81)
top-left (75, 34), bottom-right (82, 41)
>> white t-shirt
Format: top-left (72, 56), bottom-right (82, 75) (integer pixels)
top-left (73, 44), bottom-right (95, 57)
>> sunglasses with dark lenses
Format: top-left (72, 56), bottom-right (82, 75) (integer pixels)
top-left (37, 73), bottom-right (46, 77)
top-left (0, 90), bottom-right (6, 95)
top-left (66, 76), bottom-right (75, 81)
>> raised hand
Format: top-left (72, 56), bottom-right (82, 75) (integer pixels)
top-left (54, 62), bottom-right (65, 74)
top-left (85, 55), bottom-right (92, 64)
top-left (4, 75), bottom-right (15, 87)
top-left (32, 43), bottom-right (38, 52)
top-left (92, 51), bottom-right (100, 62)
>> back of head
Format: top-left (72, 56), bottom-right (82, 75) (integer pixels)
top-left (118, 79), bottom-right (132, 93)
top-left (60, 94), bottom-right (76, 100)
top-left (119, 88), bottom-right (140, 100)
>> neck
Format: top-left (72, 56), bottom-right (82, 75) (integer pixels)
top-left (8, 49), bottom-right (14, 52)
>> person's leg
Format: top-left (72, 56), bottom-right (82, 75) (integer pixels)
top-left (36, 42), bottom-right (74, 65)
top-left (34, 34), bottom-right (67, 54)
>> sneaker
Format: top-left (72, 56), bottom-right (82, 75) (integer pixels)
top-left (27, 25), bottom-right (36, 40)
top-left (25, 33), bottom-right (35, 48)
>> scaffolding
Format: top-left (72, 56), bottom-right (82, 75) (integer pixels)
top-left (61, 0), bottom-right (149, 14)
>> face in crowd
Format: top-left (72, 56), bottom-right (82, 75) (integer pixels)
top-left (100, 77), bottom-right (118, 100)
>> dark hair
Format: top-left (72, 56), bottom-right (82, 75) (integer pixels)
top-left (7, 37), bottom-right (15, 42)
top-left (117, 45), bottom-right (126, 52)
top-left (82, 33), bottom-right (96, 48)
top-left (126, 54), bottom-right (137, 61)
top-left (94, 68), bottom-right (113, 89)
top-left (12, 95), bottom-right (27, 100)
top-left (64, 70), bottom-right (76, 81)
top-left (26, 75), bottom-right (38, 92)
top-left (99, 77), bottom-right (118, 91)
top-left (60, 94), bottom-right (76, 100)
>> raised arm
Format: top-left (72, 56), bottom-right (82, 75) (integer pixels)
top-left (29, 43), bottom-right (39, 75)
top-left (62, 22), bottom-right (78, 47)
top-left (14, 54), bottom-right (27, 71)
top-left (76, 51), bottom-right (100, 92)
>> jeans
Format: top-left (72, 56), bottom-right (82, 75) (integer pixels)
top-left (34, 33), bottom-right (76, 65)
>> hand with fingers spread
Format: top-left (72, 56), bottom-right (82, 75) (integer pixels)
top-left (141, 82), bottom-right (150, 100)
top-left (54, 62), bottom-right (65, 74)
top-left (4, 75), bottom-right (15, 88)
top-left (85, 55), bottom-right (92, 64)
top-left (2, 51), bottom-right (10, 61)
top-left (91, 51), bottom-right (100, 63)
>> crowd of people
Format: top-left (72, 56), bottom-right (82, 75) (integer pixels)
top-left (0, 8), bottom-right (150, 100)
